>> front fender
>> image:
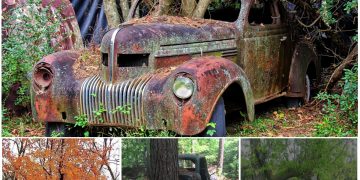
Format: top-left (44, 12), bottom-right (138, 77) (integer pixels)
top-left (143, 56), bottom-right (254, 135)
top-left (31, 50), bottom-right (95, 123)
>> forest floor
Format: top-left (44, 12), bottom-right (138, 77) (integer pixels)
top-left (227, 98), bottom-right (323, 137)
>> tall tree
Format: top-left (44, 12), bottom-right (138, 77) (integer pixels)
top-left (217, 138), bottom-right (225, 174)
top-left (148, 139), bottom-right (179, 180)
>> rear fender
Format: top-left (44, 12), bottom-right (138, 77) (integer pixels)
top-left (143, 56), bottom-right (254, 135)
top-left (287, 42), bottom-right (320, 97)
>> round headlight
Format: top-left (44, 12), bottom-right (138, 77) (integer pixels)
top-left (33, 63), bottom-right (53, 89)
top-left (173, 76), bottom-right (194, 99)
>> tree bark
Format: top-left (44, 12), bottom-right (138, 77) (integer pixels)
top-left (119, 0), bottom-right (130, 20)
top-left (103, 0), bottom-right (122, 28)
top-left (192, 0), bottom-right (212, 18)
top-left (181, 0), bottom-right (196, 17)
top-left (325, 44), bottom-right (358, 91)
top-left (155, 0), bottom-right (173, 16)
top-left (148, 139), bottom-right (179, 180)
top-left (217, 138), bottom-right (225, 174)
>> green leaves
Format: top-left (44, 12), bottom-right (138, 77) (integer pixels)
top-left (74, 114), bottom-right (88, 128)
top-left (3, 0), bottom-right (62, 105)
top-left (314, 65), bottom-right (357, 136)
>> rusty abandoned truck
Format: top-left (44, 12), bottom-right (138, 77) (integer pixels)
top-left (31, 0), bottom-right (320, 136)
top-left (179, 154), bottom-right (210, 180)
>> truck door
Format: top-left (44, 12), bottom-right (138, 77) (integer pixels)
top-left (242, 0), bottom-right (290, 102)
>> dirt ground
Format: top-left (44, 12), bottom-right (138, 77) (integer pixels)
top-left (227, 97), bottom-right (324, 137)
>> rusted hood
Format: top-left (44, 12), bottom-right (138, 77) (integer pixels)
top-left (101, 16), bottom-right (237, 54)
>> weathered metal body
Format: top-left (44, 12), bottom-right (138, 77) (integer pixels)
top-left (31, 0), bottom-right (320, 135)
top-left (179, 154), bottom-right (210, 180)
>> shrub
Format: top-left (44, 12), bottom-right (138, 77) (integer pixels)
top-left (315, 64), bottom-right (357, 136)
top-left (2, 0), bottom-right (61, 106)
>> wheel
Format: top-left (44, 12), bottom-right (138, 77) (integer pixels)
top-left (287, 74), bottom-right (311, 108)
top-left (45, 122), bottom-right (73, 137)
top-left (203, 97), bottom-right (226, 137)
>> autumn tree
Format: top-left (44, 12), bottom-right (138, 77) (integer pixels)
top-left (2, 138), bottom-right (120, 180)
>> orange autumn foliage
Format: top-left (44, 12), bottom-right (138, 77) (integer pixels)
top-left (3, 139), bottom-right (120, 180)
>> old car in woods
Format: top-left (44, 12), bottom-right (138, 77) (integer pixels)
top-left (179, 154), bottom-right (210, 180)
top-left (31, 0), bottom-right (320, 136)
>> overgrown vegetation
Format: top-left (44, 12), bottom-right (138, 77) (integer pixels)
top-left (2, 0), bottom-right (61, 106)
top-left (242, 139), bottom-right (357, 179)
top-left (315, 65), bottom-right (358, 136)
top-left (122, 139), bottom-right (239, 179)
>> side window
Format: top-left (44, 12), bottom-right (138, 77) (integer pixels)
top-left (204, 1), bottom-right (241, 22)
top-left (248, 0), bottom-right (281, 26)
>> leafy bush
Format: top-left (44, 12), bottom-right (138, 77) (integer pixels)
top-left (2, 0), bottom-right (61, 106)
top-left (315, 64), bottom-right (358, 136)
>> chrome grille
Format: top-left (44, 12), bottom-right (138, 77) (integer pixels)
top-left (80, 74), bottom-right (152, 125)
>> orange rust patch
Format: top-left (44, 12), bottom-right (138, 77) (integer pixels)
top-left (72, 47), bottom-right (101, 80)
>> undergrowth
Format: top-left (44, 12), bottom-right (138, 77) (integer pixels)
top-left (314, 65), bottom-right (358, 137)
top-left (2, 0), bottom-right (61, 106)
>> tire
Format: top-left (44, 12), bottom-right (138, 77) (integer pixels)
top-left (45, 122), bottom-right (73, 137)
top-left (203, 97), bottom-right (226, 137)
top-left (287, 74), bottom-right (311, 108)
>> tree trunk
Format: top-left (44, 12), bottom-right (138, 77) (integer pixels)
top-left (325, 44), bottom-right (358, 91)
top-left (181, 0), bottom-right (196, 17)
top-left (155, 0), bottom-right (173, 16)
top-left (148, 139), bottom-right (179, 180)
top-left (119, 0), bottom-right (130, 20)
top-left (192, 0), bottom-right (212, 18)
top-left (103, 0), bottom-right (122, 28)
top-left (217, 138), bottom-right (225, 174)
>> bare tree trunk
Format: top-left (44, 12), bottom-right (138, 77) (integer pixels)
top-left (148, 139), bottom-right (179, 180)
top-left (119, 0), bottom-right (130, 20)
top-left (192, 0), bottom-right (212, 18)
top-left (155, 0), bottom-right (173, 16)
top-left (217, 138), bottom-right (225, 174)
top-left (128, 0), bottom-right (141, 21)
top-left (181, 0), bottom-right (196, 17)
top-left (104, 0), bottom-right (122, 28)
top-left (325, 43), bottom-right (358, 91)
top-left (131, 0), bottom-right (140, 18)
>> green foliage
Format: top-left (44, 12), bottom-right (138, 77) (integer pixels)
top-left (240, 118), bottom-right (275, 136)
top-left (320, 0), bottom-right (337, 25)
top-left (205, 122), bottom-right (216, 136)
top-left (122, 125), bottom-right (176, 137)
top-left (74, 114), bottom-right (88, 128)
top-left (2, 114), bottom-right (43, 137)
top-left (315, 65), bottom-right (357, 136)
top-left (344, 0), bottom-right (358, 14)
top-left (2, 0), bottom-right (62, 105)
top-left (111, 105), bottom-right (131, 115)
top-left (50, 131), bottom-right (64, 137)
top-left (122, 139), bottom-right (239, 179)
top-left (242, 139), bottom-right (357, 179)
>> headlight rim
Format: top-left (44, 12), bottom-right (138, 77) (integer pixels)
top-left (172, 74), bottom-right (195, 100)
top-left (33, 62), bottom-right (54, 90)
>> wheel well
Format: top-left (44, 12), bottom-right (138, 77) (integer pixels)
top-left (307, 61), bottom-right (317, 81)
top-left (222, 82), bottom-right (247, 115)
